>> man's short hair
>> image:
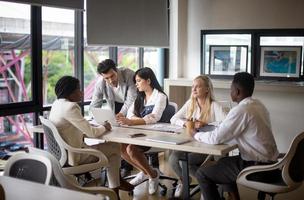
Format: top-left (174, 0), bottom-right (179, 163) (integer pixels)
top-left (232, 72), bottom-right (255, 97)
top-left (97, 59), bottom-right (117, 74)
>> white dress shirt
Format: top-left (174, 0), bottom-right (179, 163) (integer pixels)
top-left (127, 89), bottom-right (167, 124)
top-left (194, 97), bottom-right (279, 162)
top-left (90, 67), bottom-right (137, 115)
top-left (170, 99), bottom-right (227, 127)
top-left (112, 83), bottom-right (125, 103)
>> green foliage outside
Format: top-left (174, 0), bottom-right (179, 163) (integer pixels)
top-left (43, 50), bottom-right (73, 104)
top-left (20, 48), bottom-right (139, 104)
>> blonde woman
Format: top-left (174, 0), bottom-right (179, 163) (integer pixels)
top-left (169, 75), bottom-right (227, 198)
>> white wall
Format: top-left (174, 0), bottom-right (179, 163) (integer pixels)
top-left (169, 0), bottom-right (188, 78)
top-left (169, 0), bottom-right (304, 78)
top-left (168, 0), bottom-right (304, 152)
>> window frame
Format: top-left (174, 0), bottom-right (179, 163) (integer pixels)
top-left (0, 3), bottom-right (167, 148)
top-left (201, 29), bottom-right (304, 81)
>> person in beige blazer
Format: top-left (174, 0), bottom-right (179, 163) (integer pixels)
top-left (49, 76), bottom-right (133, 198)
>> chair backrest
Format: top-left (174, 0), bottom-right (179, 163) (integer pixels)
top-left (39, 116), bottom-right (68, 166)
top-left (28, 147), bottom-right (117, 200)
top-left (282, 132), bottom-right (304, 186)
top-left (217, 100), bottom-right (232, 113)
top-left (39, 116), bottom-right (109, 176)
top-left (159, 101), bottom-right (178, 123)
top-left (28, 147), bottom-right (79, 188)
top-left (4, 152), bottom-right (52, 185)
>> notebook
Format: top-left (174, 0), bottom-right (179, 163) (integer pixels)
top-left (91, 108), bottom-right (119, 126)
top-left (145, 135), bottom-right (190, 145)
top-left (196, 124), bottom-right (217, 132)
top-left (129, 123), bottom-right (183, 133)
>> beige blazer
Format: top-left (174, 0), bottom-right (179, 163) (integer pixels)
top-left (49, 99), bottom-right (107, 165)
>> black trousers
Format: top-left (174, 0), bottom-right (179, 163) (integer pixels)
top-left (195, 155), bottom-right (257, 200)
top-left (114, 102), bottom-right (124, 115)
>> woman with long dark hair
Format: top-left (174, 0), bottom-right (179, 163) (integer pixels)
top-left (117, 67), bottom-right (168, 195)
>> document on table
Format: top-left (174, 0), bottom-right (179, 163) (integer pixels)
top-left (129, 123), bottom-right (183, 133)
top-left (145, 135), bottom-right (190, 145)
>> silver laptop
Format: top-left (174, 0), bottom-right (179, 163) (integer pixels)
top-left (145, 135), bottom-right (190, 145)
top-left (91, 108), bottom-right (119, 126)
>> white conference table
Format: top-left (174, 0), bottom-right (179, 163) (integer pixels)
top-left (29, 124), bottom-right (237, 199)
top-left (0, 176), bottom-right (104, 200)
top-left (100, 126), bottom-right (237, 199)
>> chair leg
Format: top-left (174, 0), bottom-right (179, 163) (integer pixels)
top-left (258, 191), bottom-right (266, 200)
top-left (269, 193), bottom-right (276, 200)
top-left (190, 185), bottom-right (200, 197)
top-left (100, 169), bottom-right (107, 186)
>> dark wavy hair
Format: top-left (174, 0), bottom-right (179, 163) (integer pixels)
top-left (55, 76), bottom-right (80, 99)
top-left (97, 59), bottom-right (117, 74)
top-left (133, 67), bottom-right (167, 117)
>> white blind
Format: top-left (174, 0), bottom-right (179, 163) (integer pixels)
top-left (87, 0), bottom-right (169, 47)
top-left (2, 0), bottom-right (84, 10)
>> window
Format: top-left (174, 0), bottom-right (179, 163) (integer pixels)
top-left (1, 2), bottom-right (167, 150)
top-left (42, 6), bottom-right (75, 105)
top-left (0, 113), bottom-right (34, 149)
top-left (0, 1), bottom-right (32, 104)
top-left (117, 47), bottom-right (139, 71)
top-left (260, 36), bottom-right (304, 77)
top-left (201, 32), bottom-right (251, 77)
top-left (144, 48), bottom-right (164, 85)
top-left (83, 46), bottom-right (109, 101)
top-left (201, 29), bottom-right (304, 80)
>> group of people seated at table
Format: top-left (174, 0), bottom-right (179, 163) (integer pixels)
top-left (48, 58), bottom-right (279, 200)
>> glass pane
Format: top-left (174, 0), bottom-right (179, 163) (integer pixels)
top-left (260, 36), bottom-right (304, 76)
top-left (0, 113), bottom-right (34, 151)
top-left (83, 46), bottom-right (109, 101)
top-left (204, 34), bottom-right (251, 74)
top-left (117, 47), bottom-right (139, 71)
top-left (144, 48), bottom-right (163, 85)
top-left (42, 7), bottom-right (75, 105)
top-left (0, 1), bottom-right (32, 104)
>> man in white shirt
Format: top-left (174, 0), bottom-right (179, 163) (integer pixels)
top-left (90, 59), bottom-right (137, 176)
top-left (90, 59), bottom-right (137, 117)
top-left (191, 72), bottom-right (279, 200)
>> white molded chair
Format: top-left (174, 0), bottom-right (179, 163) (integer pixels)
top-left (28, 147), bottom-right (117, 200)
top-left (4, 152), bottom-right (52, 185)
top-left (39, 116), bottom-right (108, 177)
top-left (237, 132), bottom-right (304, 200)
top-left (218, 100), bottom-right (233, 113)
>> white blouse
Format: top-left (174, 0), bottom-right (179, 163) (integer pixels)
top-left (127, 89), bottom-right (167, 124)
top-left (170, 99), bottom-right (227, 127)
